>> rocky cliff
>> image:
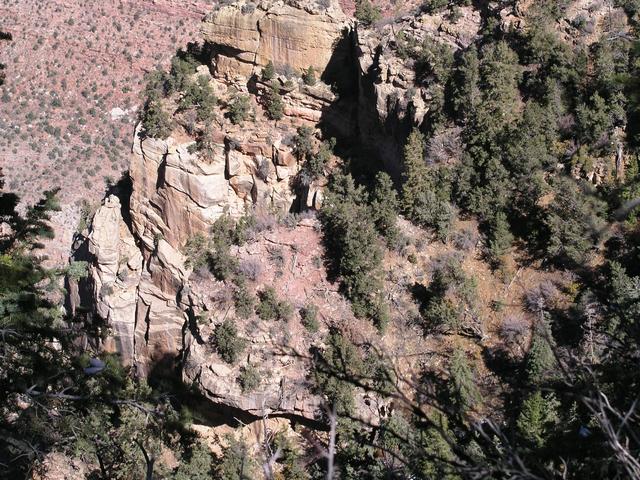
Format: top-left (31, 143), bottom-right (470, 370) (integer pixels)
top-left (79, 0), bottom-right (626, 424)
top-left (81, 0), bottom-right (355, 422)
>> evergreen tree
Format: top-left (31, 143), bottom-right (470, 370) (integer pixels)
top-left (215, 436), bottom-right (256, 480)
top-left (354, 0), bottom-right (381, 26)
top-left (401, 129), bottom-right (455, 239)
top-left (141, 98), bottom-right (173, 139)
top-left (545, 178), bottom-right (607, 267)
top-left (370, 171), bottom-right (399, 245)
top-left (525, 316), bottom-right (556, 384)
top-left (486, 211), bottom-right (513, 268)
top-left (451, 46), bottom-right (481, 124)
top-left (228, 94), bottom-right (251, 125)
top-left (312, 329), bottom-right (363, 415)
top-left (264, 81), bottom-right (284, 120)
top-left (302, 65), bottom-right (317, 86)
top-left (447, 348), bottom-right (480, 413)
top-left (173, 441), bottom-right (215, 480)
top-left (516, 391), bottom-right (559, 448)
top-left (320, 173), bottom-right (387, 327)
top-left (262, 60), bottom-right (275, 81)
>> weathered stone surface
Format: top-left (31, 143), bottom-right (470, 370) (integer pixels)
top-left (84, 0), bottom-right (350, 422)
top-left (202, 0), bottom-right (349, 79)
top-left (87, 195), bottom-right (143, 363)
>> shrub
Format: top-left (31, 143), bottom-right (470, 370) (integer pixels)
top-left (354, 0), bottom-right (381, 26)
top-left (234, 282), bottom-right (256, 319)
top-left (262, 60), bottom-right (275, 81)
top-left (140, 99), bottom-right (173, 139)
top-left (524, 281), bottom-right (558, 313)
top-left (256, 287), bottom-right (293, 321)
top-left (500, 315), bottom-right (528, 346)
top-left (238, 258), bottom-right (262, 281)
top-left (66, 260), bottom-right (88, 281)
top-left (256, 158), bottom-right (271, 181)
top-left (264, 81), bottom-right (284, 120)
top-left (302, 66), bottom-right (317, 86)
top-left (212, 319), bottom-right (247, 364)
top-left (451, 227), bottom-right (477, 252)
top-left (228, 94), bottom-right (251, 125)
top-left (300, 303), bottom-right (319, 332)
top-left (237, 364), bottom-right (261, 392)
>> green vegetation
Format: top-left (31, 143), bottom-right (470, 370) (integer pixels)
top-left (262, 60), bottom-right (275, 81)
top-left (140, 97), bottom-right (173, 139)
top-left (401, 129), bottom-right (455, 240)
top-left (234, 281), bottom-right (256, 319)
top-left (320, 172), bottom-right (389, 329)
top-left (420, 0), bottom-right (471, 14)
top-left (179, 75), bottom-right (217, 122)
top-left (237, 364), bottom-right (261, 392)
top-left (8, 4), bottom-right (640, 479)
top-left (228, 94), bottom-right (251, 125)
top-left (212, 318), bottom-right (247, 364)
top-left (256, 286), bottom-right (293, 321)
top-left (447, 348), bottom-right (480, 413)
top-left (0, 177), bottom-right (213, 478)
top-left (354, 0), bottom-right (381, 26)
top-left (183, 214), bottom-right (254, 281)
top-left (300, 303), bottom-right (320, 332)
top-left (302, 65), bottom-right (316, 86)
top-left (263, 81), bottom-right (284, 120)
top-left (214, 436), bottom-right (256, 480)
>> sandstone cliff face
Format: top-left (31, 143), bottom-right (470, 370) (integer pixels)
top-left (83, 0), bottom-right (621, 424)
top-left (202, 0), bottom-right (349, 80)
top-left (83, 0), bottom-right (349, 421)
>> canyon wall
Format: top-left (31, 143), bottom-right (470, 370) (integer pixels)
top-left (80, 0), bottom-right (624, 423)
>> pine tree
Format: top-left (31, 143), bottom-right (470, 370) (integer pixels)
top-left (451, 46), bottom-right (480, 124)
top-left (525, 316), bottom-right (556, 384)
top-left (302, 65), bottom-right (317, 86)
top-left (401, 128), bottom-right (429, 214)
top-left (516, 391), bottom-right (559, 448)
top-left (370, 171), bottom-right (399, 245)
top-left (487, 211), bottom-right (513, 268)
top-left (354, 0), bottom-right (381, 26)
top-left (447, 348), bottom-right (480, 413)
top-left (141, 98), bottom-right (173, 139)
top-left (215, 436), bottom-right (256, 480)
top-left (228, 94), bottom-right (251, 125)
top-left (320, 173), bottom-right (386, 327)
top-left (401, 129), bottom-right (455, 239)
top-left (264, 81), bottom-right (284, 120)
top-left (174, 441), bottom-right (215, 480)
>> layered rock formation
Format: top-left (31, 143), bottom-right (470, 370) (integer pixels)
top-left (82, 0), bottom-right (352, 422)
top-left (202, 0), bottom-right (349, 80)
top-left (82, 0), bottom-right (624, 424)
